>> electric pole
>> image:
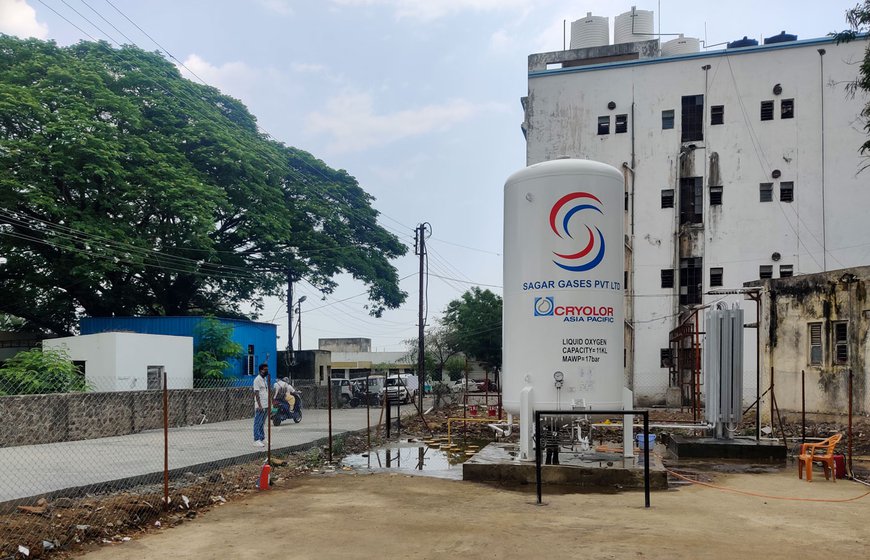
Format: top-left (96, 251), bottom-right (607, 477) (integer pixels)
top-left (415, 223), bottom-right (429, 410)
top-left (286, 270), bottom-right (294, 372)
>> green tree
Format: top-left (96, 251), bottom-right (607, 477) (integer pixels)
top-left (442, 287), bottom-right (503, 372)
top-left (0, 37), bottom-right (406, 335)
top-left (0, 346), bottom-right (87, 395)
top-left (193, 317), bottom-right (243, 380)
top-left (405, 325), bottom-right (461, 383)
top-left (834, 1), bottom-right (870, 159)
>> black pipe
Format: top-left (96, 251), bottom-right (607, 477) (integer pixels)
top-left (535, 409), bottom-right (651, 508)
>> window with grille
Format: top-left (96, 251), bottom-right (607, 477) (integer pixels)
top-left (661, 189), bottom-right (674, 208)
top-left (780, 181), bottom-right (794, 202)
top-left (661, 269), bottom-right (674, 288)
top-left (760, 183), bottom-right (773, 202)
top-left (781, 98), bottom-right (794, 119)
top-left (760, 100), bottom-right (774, 121)
top-left (780, 264), bottom-right (794, 278)
top-left (680, 177), bottom-right (703, 224)
top-left (660, 348), bottom-right (674, 368)
top-left (662, 109), bottom-right (675, 129)
top-left (681, 94), bottom-right (704, 141)
top-left (679, 257), bottom-right (703, 305)
top-left (809, 322), bottom-right (822, 365)
top-left (615, 114), bottom-right (628, 133)
top-left (598, 116), bottom-right (610, 135)
top-left (711, 105), bottom-right (724, 125)
top-left (710, 267), bottom-right (723, 287)
top-left (834, 322), bottom-right (848, 364)
top-left (710, 185), bottom-right (723, 206)
top-left (759, 265), bottom-right (773, 279)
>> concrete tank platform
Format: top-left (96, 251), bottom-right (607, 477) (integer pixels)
top-left (462, 443), bottom-right (668, 490)
top-left (667, 435), bottom-right (787, 463)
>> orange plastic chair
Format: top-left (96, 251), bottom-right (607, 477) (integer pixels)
top-left (797, 434), bottom-right (842, 482)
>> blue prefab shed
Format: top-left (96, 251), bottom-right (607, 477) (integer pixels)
top-left (80, 316), bottom-right (277, 382)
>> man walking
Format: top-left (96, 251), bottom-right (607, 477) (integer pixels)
top-left (253, 363), bottom-right (269, 447)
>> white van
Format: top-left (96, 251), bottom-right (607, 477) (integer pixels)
top-left (379, 373), bottom-right (419, 404)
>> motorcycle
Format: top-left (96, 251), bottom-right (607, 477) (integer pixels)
top-left (272, 391), bottom-right (303, 425)
top-left (349, 383), bottom-right (381, 408)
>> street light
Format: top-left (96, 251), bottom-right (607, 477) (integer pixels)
top-left (295, 296), bottom-right (307, 352)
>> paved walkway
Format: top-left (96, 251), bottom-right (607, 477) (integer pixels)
top-left (0, 407), bottom-right (387, 505)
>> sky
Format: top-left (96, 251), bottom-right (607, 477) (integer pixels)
top-left (0, 0), bottom-right (860, 353)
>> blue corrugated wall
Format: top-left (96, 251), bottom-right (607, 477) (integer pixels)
top-left (80, 316), bottom-right (277, 382)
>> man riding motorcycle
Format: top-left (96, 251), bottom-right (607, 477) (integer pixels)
top-left (273, 377), bottom-right (302, 421)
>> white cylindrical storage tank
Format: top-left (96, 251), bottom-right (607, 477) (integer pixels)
top-left (661, 35), bottom-right (700, 56)
top-left (503, 159), bottom-right (625, 414)
top-left (569, 12), bottom-right (609, 49)
top-left (613, 6), bottom-right (654, 45)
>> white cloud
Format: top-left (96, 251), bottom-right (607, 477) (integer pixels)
top-left (489, 29), bottom-right (512, 53)
top-left (257, 0), bottom-right (293, 16)
top-left (0, 0), bottom-right (48, 39)
top-left (291, 62), bottom-right (327, 73)
top-left (176, 54), bottom-right (260, 100)
top-left (330, 0), bottom-right (533, 21)
top-left (306, 91), bottom-right (504, 153)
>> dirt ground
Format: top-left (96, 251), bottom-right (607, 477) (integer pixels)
top-left (5, 406), bottom-right (868, 558)
top-left (77, 469), bottom-right (869, 560)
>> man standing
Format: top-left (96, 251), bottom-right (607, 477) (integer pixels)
top-left (253, 363), bottom-right (269, 447)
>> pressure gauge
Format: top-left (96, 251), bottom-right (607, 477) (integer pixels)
top-left (553, 371), bottom-right (564, 382)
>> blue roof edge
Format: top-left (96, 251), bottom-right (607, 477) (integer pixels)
top-left (528, 35), bottom-right (859, 79)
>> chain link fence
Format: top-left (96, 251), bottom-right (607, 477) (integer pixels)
top-left (0, 374), bottom-right (378, 557)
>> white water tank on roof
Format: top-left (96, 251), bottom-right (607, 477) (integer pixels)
top-left (503, 159), bottom-right (625, 414)
top-left (570, 13), bottom-right (609, 49)
top-left (661, 34), bottom-right (700, 56)
top-left (614, 6), bottom-right (654, 45)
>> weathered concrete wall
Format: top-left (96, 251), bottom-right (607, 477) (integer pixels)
top-left (752, 266), bottom-right (870, 419)
top-left (0, 388), bottom-right (251, 447)
top-left (0, 381), bottom-right (343, 448)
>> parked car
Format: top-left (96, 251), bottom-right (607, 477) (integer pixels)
top-left (331, 378), bottom-right (353, 405)
top-left (450, 379), bottom-right (483, 392)
top-left (380, 373), bottom-right (419, 404)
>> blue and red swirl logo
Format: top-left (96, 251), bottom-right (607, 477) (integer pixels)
top-left (549, 192), bottom-right (605, 272)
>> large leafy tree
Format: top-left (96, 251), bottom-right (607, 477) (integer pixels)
top-left (442, 287), bottom-right (502, 372)
top-left (0, 37), bottom-right (406, 334)
top-left (835, 1), bottom-right (870, 159)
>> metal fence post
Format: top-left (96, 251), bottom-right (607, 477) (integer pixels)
top-left (162, 371), bottom-right (169, 511)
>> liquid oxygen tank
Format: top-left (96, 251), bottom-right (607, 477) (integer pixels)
top-left (503, 159), bottom-right (625, 413)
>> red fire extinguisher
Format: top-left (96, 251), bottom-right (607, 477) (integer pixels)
top-left (258, 463), bottom-right (271, 490)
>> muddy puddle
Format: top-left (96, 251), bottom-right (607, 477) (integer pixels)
top-left (341, 438), bottom-right (490, 480)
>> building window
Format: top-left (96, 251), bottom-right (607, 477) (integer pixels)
top-left (779, 264), bottom-right (793, 278)
top-left (660, 348), bottom-right (674, 368)
top-left (759, 265), bottom-right (773, 279)
top-left (679, 177), bottom-right (703, 225)
top-left (781, 98), bottom-right (794, 119)
top-left (780, 181), bottom-right (794, 202)
top-left (760, 183), bottom-right (773, 202)
top-left (760, 100), bottom-right (774, 121)
top-left (598, 116), bottom-right (610, 135)
top-left (661, 269), bottom-right (674, 289)
top-left (615, 114), bottom-right (628, 133)
top-left (710, 267), bottom-right (723, 287)
top-left (681, 94), bottom-right (704, 141)
top-left (624, 270), bottom-right (629, 290)
top-left (809, 322), bottom-right (822, 365)
top-left (711, 105), bottom-right (724, 125)
top-left (661, 189), bottom-right (674, 208)
top-left (710, 185), bottom-right (723, 206)
top-left (834, 322), bottom-right (848, 364)
top-left (662, 109), bottom-right (675, 129)
top-left (679, 257), bottom-right (703, 305)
